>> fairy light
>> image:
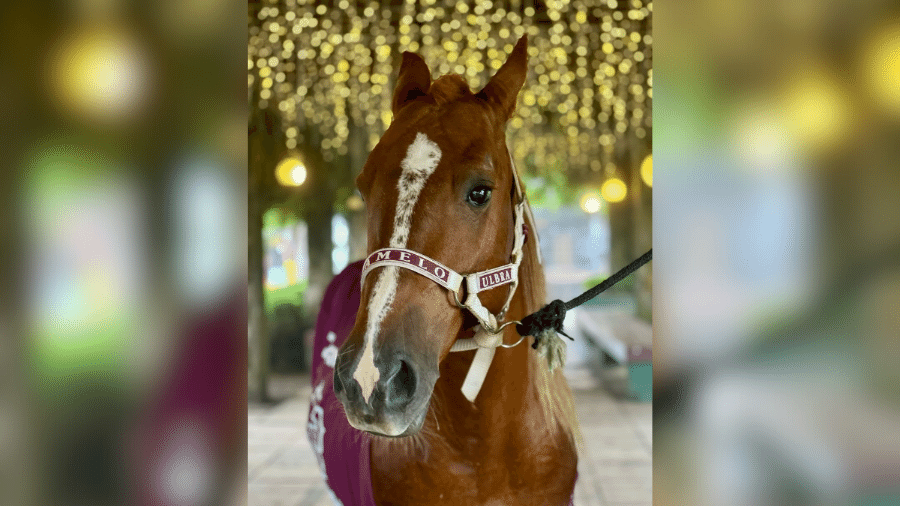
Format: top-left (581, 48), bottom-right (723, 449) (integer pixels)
top-left (580, 190), bottom-right (603, 213)
top-left (640, 153), bottom-right (652, 187)
top-left (48, 26), bottom-right (151, 125)
top-left (249, 0), bottom-right (652, 187)
top-left (780, 63), bottom-right (852, 152)
top-left (601, 177), bottom-right (627, 203)
top-left (862, 22), bottom-right (900, 116)
top-left (275, 156), bottom-right (307, 187)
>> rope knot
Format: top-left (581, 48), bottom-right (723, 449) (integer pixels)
top-left (516, 299), bottom-right (573, 348)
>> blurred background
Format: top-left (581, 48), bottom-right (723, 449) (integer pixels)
top-left (247, 0), bottom-right (653, 505)
top-left (10, 0), bottom-right (895, 504)
top-left (654, 0), bottom-right (900, 505)
top-left (0, 0), bottom-right (246, 505)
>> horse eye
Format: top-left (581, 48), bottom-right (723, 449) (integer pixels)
top-left (466, 186), bottom-right (492, 207)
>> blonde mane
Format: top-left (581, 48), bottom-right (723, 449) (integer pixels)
top-left (516, 185), bottom-right (583, 452)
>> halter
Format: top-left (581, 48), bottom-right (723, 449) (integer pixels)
top-left (360, 154), bottom-right (539, 402)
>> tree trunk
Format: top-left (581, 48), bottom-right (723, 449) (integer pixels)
top-left (348, 209), bottom-right (367, 262)
top-left (248, 186), bottom-right (269, 403)
top-left (247, 86), bottom-right (280, 403)
top-left (630, 142), bottom-right (653, 321)
top-left (303, 197), bottom-right (334, 319)
top-left (347, 117), bottom-right (369, 262)
top-left (608, 145), bottom-right (635, 274)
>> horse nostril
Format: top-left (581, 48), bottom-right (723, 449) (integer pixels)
top-left (384, 359), bottom-right (416, 411)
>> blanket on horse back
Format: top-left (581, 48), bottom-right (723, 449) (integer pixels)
top-left (306, 261), bottom-right (576, 505)
top-left (306, 260), bottom-right (375, 505)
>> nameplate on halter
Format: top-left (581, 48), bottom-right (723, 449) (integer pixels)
top-left (362, 248), bottom-right (463, 293)
top-left (471, 265), bottom-right (516, 293)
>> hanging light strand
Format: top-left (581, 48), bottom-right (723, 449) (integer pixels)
top-left (248, 0), bottom-right (652, 183)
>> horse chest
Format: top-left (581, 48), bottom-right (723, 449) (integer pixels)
top-left (370, 435), bottom-right (576, 506)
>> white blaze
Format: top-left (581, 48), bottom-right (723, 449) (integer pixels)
top-left (353, 132), bottom-right (442, 403)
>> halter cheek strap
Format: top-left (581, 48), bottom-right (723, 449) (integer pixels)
top-left (360, 198), bottom-right (524, 335)
top-left (360, 156), bottom-right (536, 402)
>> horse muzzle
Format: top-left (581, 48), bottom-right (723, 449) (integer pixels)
top-left (333, 343), bottom-right (436, 437)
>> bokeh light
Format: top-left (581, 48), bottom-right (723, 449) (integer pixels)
top-left (779, 65), bottom-right (853, 152)
top-left (641, 154), bottom-right (652, 187)
top-left (601, 177), bottom-right (627, 203)
top-left (862, 22), bottom-right (900, 116)
top-left (47, 26), bottom-right (152, 126)
top-left (345, 194), bottom-right (364, 211)
top-left (580, 192), bottom-right (602, 213)
top-left (275, 156), bottom-right (307, 187)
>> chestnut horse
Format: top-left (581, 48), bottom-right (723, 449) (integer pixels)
top-left (309, 36), bottom-right (578, 505)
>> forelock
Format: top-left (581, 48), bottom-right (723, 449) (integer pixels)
top-left (429, 75), bottom-right (472, 106)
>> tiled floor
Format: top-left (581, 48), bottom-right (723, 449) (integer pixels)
top-left (249, 373), bottom-right (651, 506)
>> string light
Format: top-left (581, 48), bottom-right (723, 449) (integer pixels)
top-left (49, 26), bottom-right (151, 125)
top-left (861, 22), bottom-right (900, 116)
top-left (580, 191), bottom-right (603, 213)
top-left (275, 156), bottom-right (307, 186)
top-left (601, 177), bottom-right (627, 203)
top-left (779, 63), bottom-right (852, 152)
top-left (249, 0), bottom-right (652, 183)
top-left (641, 154), bottom-right (652, 187)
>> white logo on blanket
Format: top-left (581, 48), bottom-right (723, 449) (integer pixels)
top-left (307, 378), bottom-right (344, 504)
top-left (321, 331), bottom-right (338, 368)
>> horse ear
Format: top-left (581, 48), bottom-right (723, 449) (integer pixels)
top-left (477, 35), bottom-right (528, 121)
top-left (392, 52), bottom-right (432, 115)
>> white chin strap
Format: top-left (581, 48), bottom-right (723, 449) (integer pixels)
top-left (360, 157), bottom-right (539, 402)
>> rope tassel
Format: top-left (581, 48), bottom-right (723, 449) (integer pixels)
top-left (516, 299), bottom-right (573, 348)
top-left (535, 329), bottom-right (568, 371)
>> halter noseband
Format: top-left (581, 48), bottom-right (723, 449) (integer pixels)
top-left (360, 155), bottom-right (537, 402)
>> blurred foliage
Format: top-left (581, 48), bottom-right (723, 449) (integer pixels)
top-left (523, 164), bottom-right (582, 209)
top-left (265, 279), bottom-right (308, 314)
top-left (332, 185), bottom-right (357, 214)
top-left (584, 272), bottom-right (634, 292)
top-left (263, 206), bottom-right (301, 228)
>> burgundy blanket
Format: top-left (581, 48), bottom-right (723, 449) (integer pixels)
top-left (306, 260), bottom-right (376, 506)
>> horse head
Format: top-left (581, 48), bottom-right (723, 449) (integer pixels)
top-left (334, 36), bottom-right (530, 437)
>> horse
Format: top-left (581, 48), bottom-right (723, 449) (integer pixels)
top-left (307, 35), bottom-right (579, 505)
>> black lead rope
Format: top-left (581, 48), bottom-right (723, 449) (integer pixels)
top-left (516, 249), bottom-right (653, 348)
